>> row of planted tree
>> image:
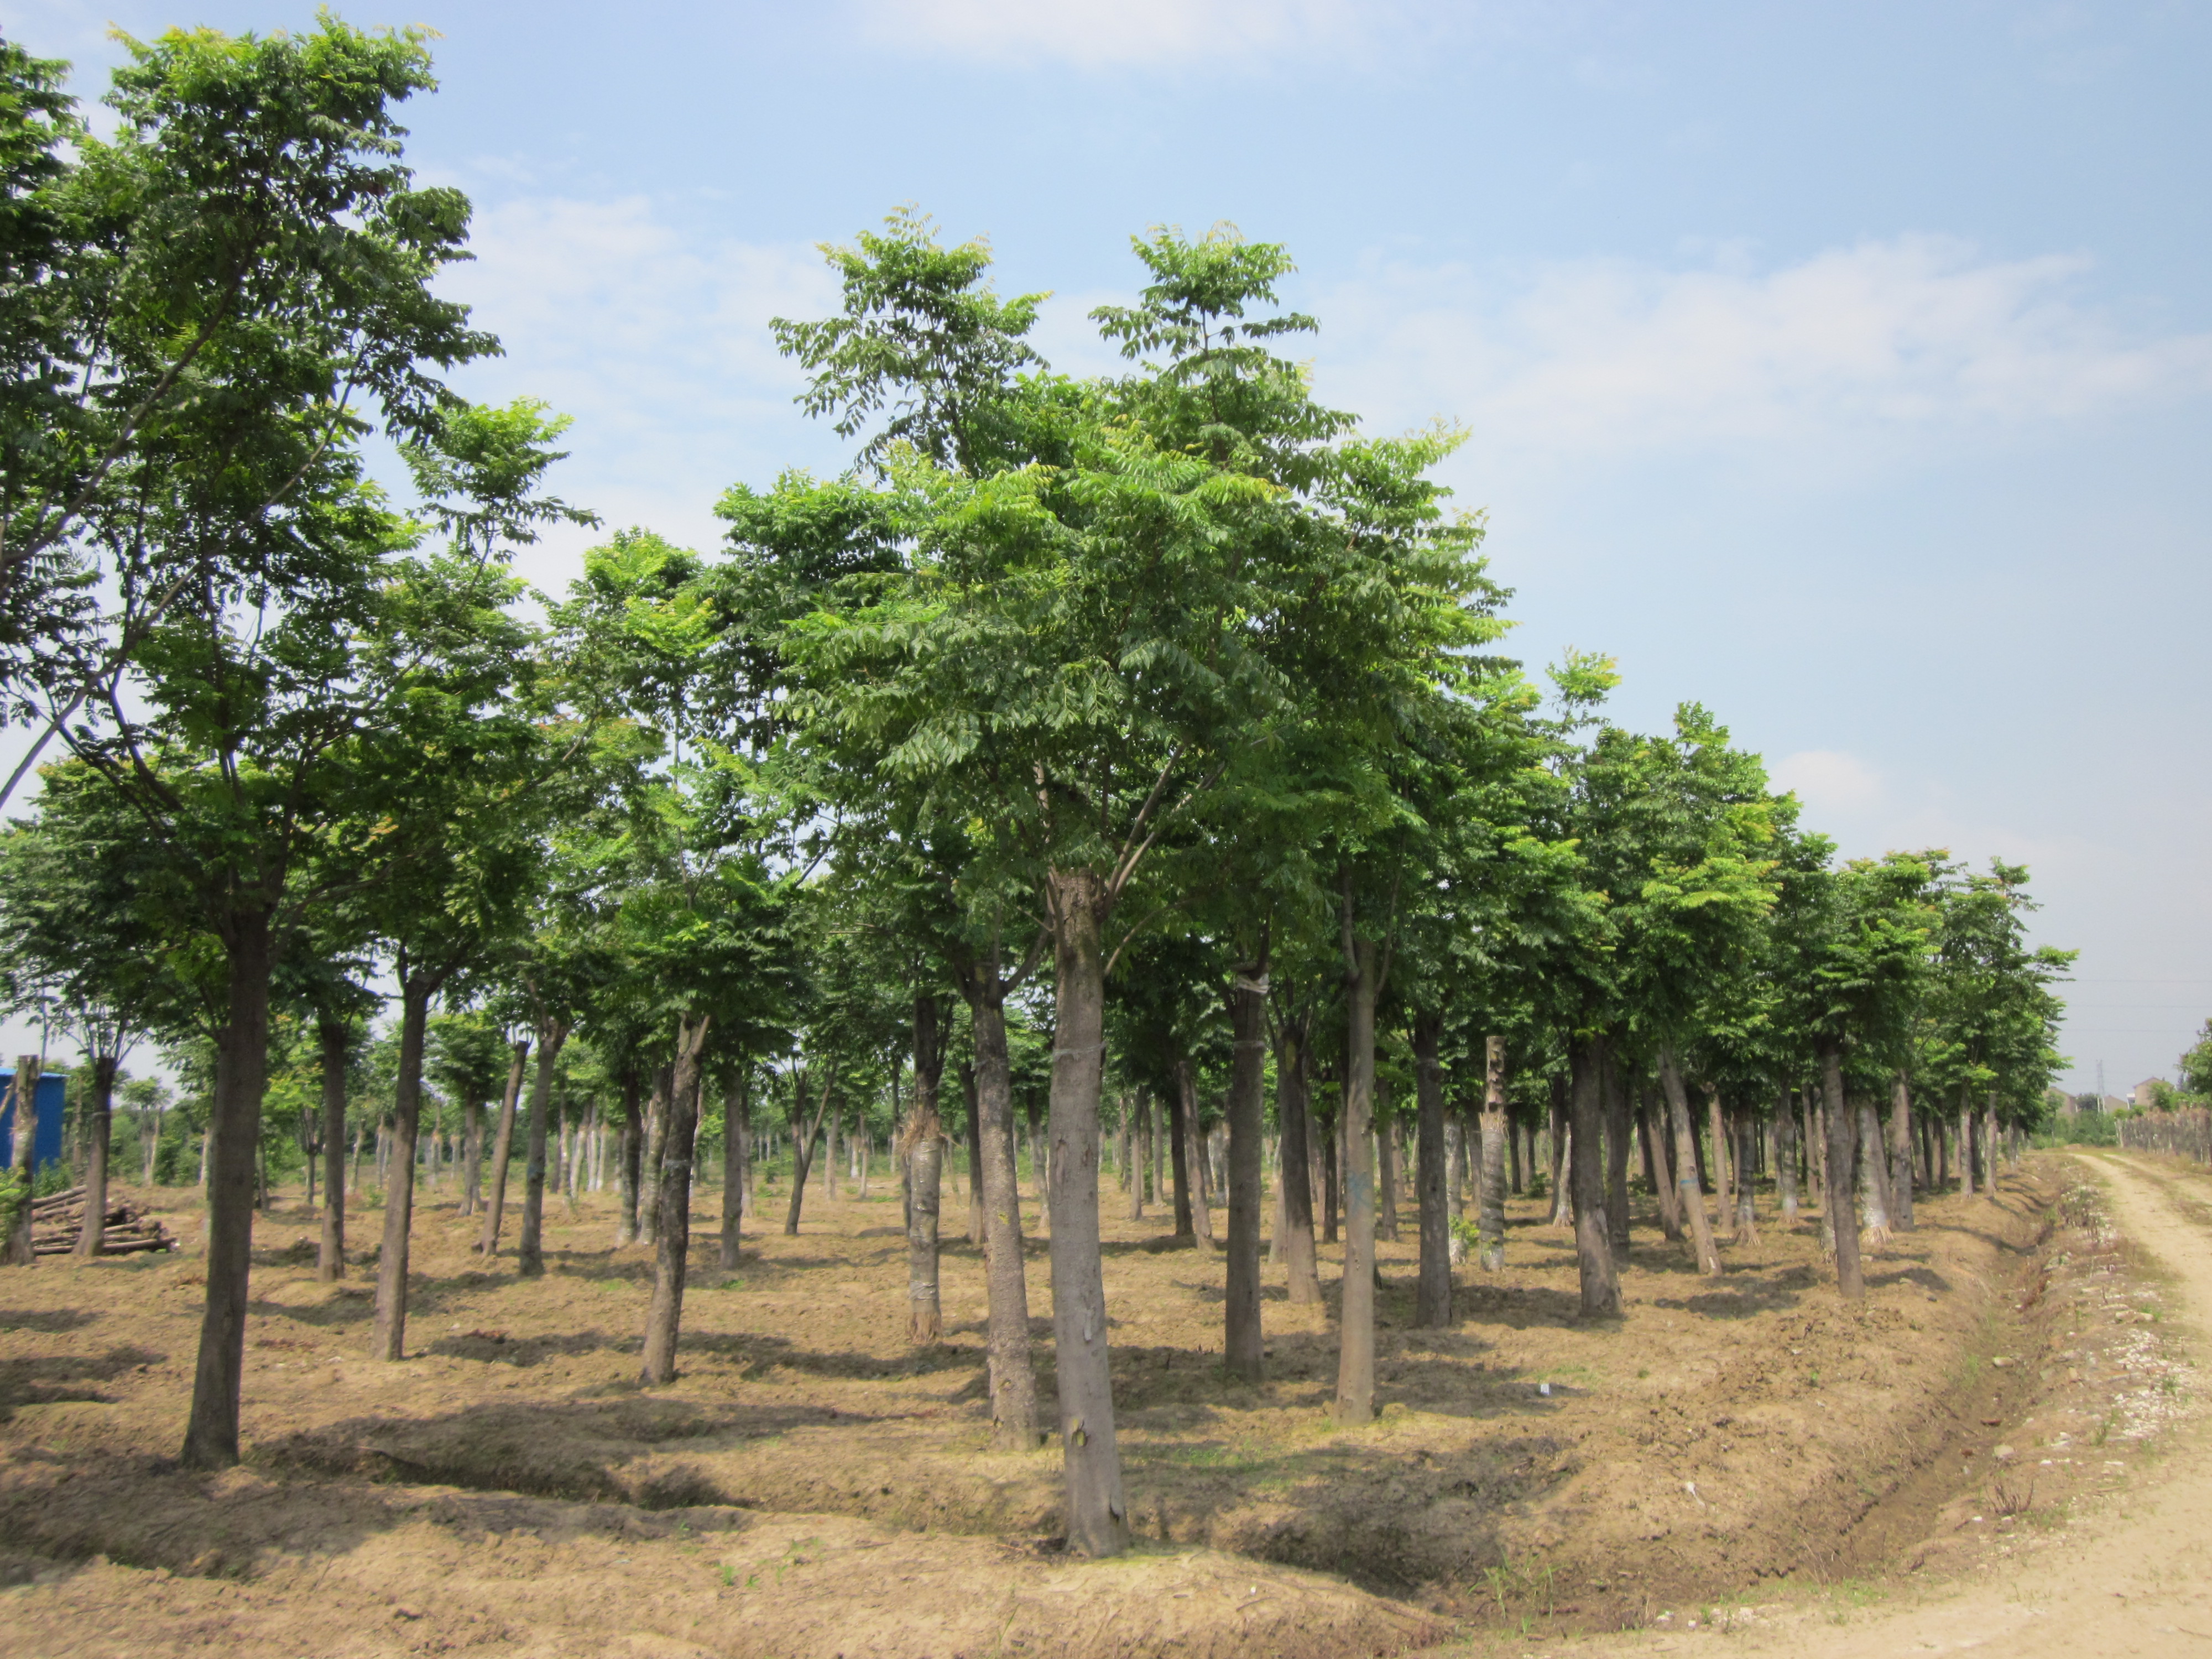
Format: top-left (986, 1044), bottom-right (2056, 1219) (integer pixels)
top-left (0, 20), bottom-right (2069, 1557)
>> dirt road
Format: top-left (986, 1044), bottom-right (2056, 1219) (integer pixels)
top-left (1568, 1150), bottom-right (2212, 1659)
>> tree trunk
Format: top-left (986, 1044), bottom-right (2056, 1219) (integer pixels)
top-left (476, 1039), bottom-right (530, 1257)
top-left (640, 1014), bottom-right (712, 1384)
top-left (1125, 1094), bottom-right (1145, 1220)
top-left (1275, 1011), bottom-right (1322, 1306)
top-left (639, 1065), bottom-right (672, 1245)
top-left (906, 996), bottom-right (948, 1343)
top-left (1981, 1095), bottom-right (1999, 1195)
top-left (1167, 1057), bottom-right (1196, 1243)
top-left (617, 1070), bottom-right (644, 1243)
top-left (1478, 1035), bottom-right (1508, 1270)
top-left (720, 1072), bottom-right (749, 1270)
top-left (956, 1066), bottom-right (982, 1248)
top-left (459, 1095), bottom-right (482, 1217)
top-left (1334, 923), bottom-right (1381, 1426)
top-left (316, 1022), bottom-right (348, 1281)
top-left (1707, 1086), bottom-right (1732, 1223)
top-left (1181, 1061), bottom-right (1213, 1245)
top-left (1567, 1036), bottom-right (1620, 1314)
top-left (3, 1056), bottom-right (39, 1265)
top-left (1318, 1090), bottom-right (1339, 1244)
top-left (1641, 1096), bottom-right (1684, 1240)
top-left (1222, 963), bottom-right (1265, 1375)
top-left (1375, 1081), bottom-right (1399, 1245)
top-left (72, 1054), bottom-right (119, 1260)
top-left (1856, 1099), bottom-right (1892, 1245)
top-left (1776, 1088), bottom-right (1800, 1220)
top-left (1658, 1048), bottom-right (1721, 1276)
top-left (1044, 866), bottom-right (1130, 1557)
top-left (785, 1060), bottom-right (836, 1236)
top-left (964, 958), bottom-right (1040, 1448)
top-left (518, 1018), bottom-right (570, 1278)
top-left (1733, 1113), bottom-right (1759, 1242)
top-left (1821, 1043), bottom-right (1864, 1299)
top-left (1412, 1013), bottom-right (1450, 1328)
top-left (179, 912), bottom-right (273, 1468)
top-left (1603, 1047), bottom-right (1631, 1264)
top-left (1885, 1074), bottom-right (1916, 1231)
top-left (1546, 1076), bottom-right (1572, 1226)
top-left (372, 972), bottom-right (439, 1364)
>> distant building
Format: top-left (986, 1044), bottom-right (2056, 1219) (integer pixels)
top-left (2103, 1094), bottom-right (2131, 1113)
top-left (2133, 1078), bottom-right (2172, 1109)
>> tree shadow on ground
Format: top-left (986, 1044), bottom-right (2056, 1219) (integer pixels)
top-left (0, 1344), bottom-right (165, 1420)
top-left (0, 1308), bottom-right (98, 1334)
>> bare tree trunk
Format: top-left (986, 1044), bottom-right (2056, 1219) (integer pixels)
top-left (1547, 1076), bottom-right (1572, 1227)
top-left (1045, 867), bottom-right (1130, 1556)
top-left (1856, 1098), bottom-right (1892, 1246)
top-left (1706, 1086), bottom-right (1732, 1223)
top-left (1821, 1043), bottom-right (1864, 1299)
top-left (1569, 1036), bottom-right (1620, 1314)
top-left (1219, 962), bottom-right (1262, 1374)
top-left (1478, 1035), bottom-right (1508, 1271)
top-left (1733, 1114), bottom-right (1759, 1242)
top-left (1166, 1057), bottom-right (1196, 1243)
top-left (458, 1095), bottom-right (483, 1217)
top-left (955, 1062), bottom-right (982, 1245)
top-left (1275, 1011), bottom-right (1322, 1306)
top-left (785, 1060), bottom-right (837, 1236)
top-left (1413, 1012), bottom-right (1450, 1328)
top-left (179, 913), bottom-right (272, 1468)
top-left (1641, 1095), bottom-right (1684, 1240)
top-left (1125, 1093), bottom-right (1144, 1221)
top-left (639, 1065), bottom-right (672, 1246)
top-left (316, 1022), bottom-right (348, 1281)
top-left (1180, 1059), bottom-right (1213, 1245)
top-left (1981, 1095), bottom-right (2000, 1195)
top-left (1375, 1080), bottom-right (1398, 1244)
top-left (963, 955), bottom-right (1040, 1447)
top-left (720, 1072), bottom-right (749, 1270)
top-left (1147, 1087), bottom-right (1162, 1215)
top-left (641, 1014), bottom-right (712, 1384)
top-left (1334, 923), bottom-right (1380, 1426)
top-left (373, 973), bottom-right (440, 1363)
top-left (616, 1070), bottom-right (643, 1244)
top-left (518, 1018), bottom-right (570, 1277)
top-left (1658, 1048), bottom-right (1721, 1276)
top-left (1603, 1048), bottom-right (1631, 1264)
top-left (476, 1040), bottom-right (530, 1257)
top-left (73, 1054), bottom-right (120, 1260)
top-left (1885, 1074), bottom-right (1916, 1230)
top-left (1319, 1089), bottom-right (1339, 1244)
top-left (1776, 1088), bottom-right (1800, 1220)
top-left (906, 997), bottom-right (948, 1343)
top-left (3, 1056), bottom-right (39, 1265)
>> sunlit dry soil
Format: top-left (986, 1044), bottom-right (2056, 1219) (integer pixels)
top-left (1, 1152), bottom-right (2182, 1655)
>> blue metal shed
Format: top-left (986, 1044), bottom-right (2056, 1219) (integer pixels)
top-left (0, 1070), bottom-right (67, 1172)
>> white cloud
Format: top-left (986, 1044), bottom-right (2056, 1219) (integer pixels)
top-left (1770, 749), bottom-right (1885, 816)
top-left (1314, 237), bottom-right (2212, 466)
top-left (427, 197), bottom-right (844, 562)
top-left (854, 0), bottom-right (1370, 67)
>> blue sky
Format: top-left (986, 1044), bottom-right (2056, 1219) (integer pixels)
top-left (3, 0), bottom-right (2208, 1092)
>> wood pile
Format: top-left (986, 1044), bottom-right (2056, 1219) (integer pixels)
top-left (27, 1186), bottom-right (178, 1256)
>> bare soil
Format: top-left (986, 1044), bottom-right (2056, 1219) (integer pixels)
top-left (1, 1152), bottom-right (2168, 1655)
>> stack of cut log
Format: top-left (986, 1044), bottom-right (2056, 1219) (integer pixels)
top-left (27, 1187), bottom-right (178, 1256)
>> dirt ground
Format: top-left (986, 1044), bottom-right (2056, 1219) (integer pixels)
top-left (0, 1149), bottom-right (2192, 1656)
